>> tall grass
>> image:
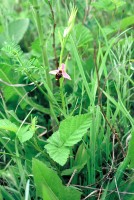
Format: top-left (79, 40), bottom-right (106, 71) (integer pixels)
top-left (0, 0), bottom-right (133, 199)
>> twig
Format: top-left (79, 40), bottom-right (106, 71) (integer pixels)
top-left (38, 130), bottom-right (47, 137)
top-left (83, 0), bottom-right (90, 24)
top-left (81, 190), bottom-right (98, 200)
top-left (67, 169), bottom-right (77, 187)
top-left (97, 186), bottom-right (103, 200)
top-left (72, 184), bottom-right (134, 196)
top-left (0, 79), bottom-right (35, 87)
top-left (93, 42), bottom-right (126, 158)
top-left (47, 0), bottom-right (58, 68)
top-left (83, 0), bottom-right (95, 24)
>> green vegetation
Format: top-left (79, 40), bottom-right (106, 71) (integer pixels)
top-left (0, 0), bottom-right (134, 199)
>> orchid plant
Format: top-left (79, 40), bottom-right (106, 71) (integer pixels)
top-left (49, 7), bottom-right (77, 82)
top-left (49, 63), bottom-right (71, 80)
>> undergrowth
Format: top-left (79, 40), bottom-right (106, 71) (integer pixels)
top-left (0, 0), bottom-right (134, 199)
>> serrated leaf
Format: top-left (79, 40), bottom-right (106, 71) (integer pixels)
top-left (47, 131), bottom-right (63, 146)
top-left (45, 114), bottom-right (92, 166)
top-left (60, 114), bottom-right (91, 146)
top-left (0, 119), bottom-right (18, 132)
top-left (45, 143), bottom-right (70, 166)
top-left (45, 131), bottom-right (70, 166)
top-left (32, 159), bottom-right (81, 200)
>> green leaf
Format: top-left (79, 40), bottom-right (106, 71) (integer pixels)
top-left (120, 15), bottom-right (134, 30)
top-left (45, 143), bottom-right (70, 166)
top-left (74, 143), bottom-right (87, 166)
top-left (128, 129), bottom-right (134, 168)
top-left (8, 19), bottom-right (29, 44)
top-left (74, 24), bottom-right (93, 48)
top-left (47, 131), bottom-right (63, 146)
top-left (32, 159), bottom-right (81, 200)
top-left (0, 119), bottom-right (18, 132)
top-left (60, 114), bottom-right (91, 146)
top-left (42, 184), bottom-right (59, 200)
top-left (45, 114), bottom-right (91, 166)
top-left (102, 15), bottom-right (134, 36)
top-left (0, 19), bottom-right (29, 47)
top-left (17, 125), bottom-right (35, 143)
top-left (45, 131), bottom-right (70, 166)
top-left (91, 0), bottom-right (115, 11)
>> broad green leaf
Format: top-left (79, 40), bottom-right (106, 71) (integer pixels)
top-left (42, 184), bottom-right (59, 200)
top-left (0, 19), bottom-right (29, 47)
top-left (0, 119), bottom-right (18, 132)
top-left (17, 125), bottom-right (35, 143)
top-left (45, 143), bottom-right (70, 166)
top-left (45, 131), bottom-right (70, 166)
top-left (45, 114), bottom-right (91, 165)
top-left (47, 131), bottom-right (63, 146)
top-left (8, 19), bottom-right (29, 44)
top-left (60, 114), bottom-right (91, 146)
top-left (32, 159), bottom-right (81, 200)
top-left (120, 15), bottom-right (134, 30)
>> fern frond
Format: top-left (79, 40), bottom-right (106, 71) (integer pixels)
top-left (2, 42), bottom-right (23, 59)
top-left (1, 42), bottom-right (42, 80)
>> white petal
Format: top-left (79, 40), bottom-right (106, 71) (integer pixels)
top-left (49, 70), bottom-right (58, 75)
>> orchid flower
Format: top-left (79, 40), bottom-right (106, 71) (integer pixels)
top-left (49, 63), bottom-right (71, 80)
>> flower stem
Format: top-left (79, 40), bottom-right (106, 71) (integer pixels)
top-left (60, 78), bottom-right (66, 114)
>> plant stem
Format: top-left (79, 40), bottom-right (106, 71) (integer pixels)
top-left (15, 138), bottom-right (26, 193)
top-left (47, 0), bottom-right (58, 68)
top-left (60, 78), bottom-right (66, 114)
top-left (32, 0), bottom-right (52, 90)
top-left (32, 0), bottom-right (59, 124)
